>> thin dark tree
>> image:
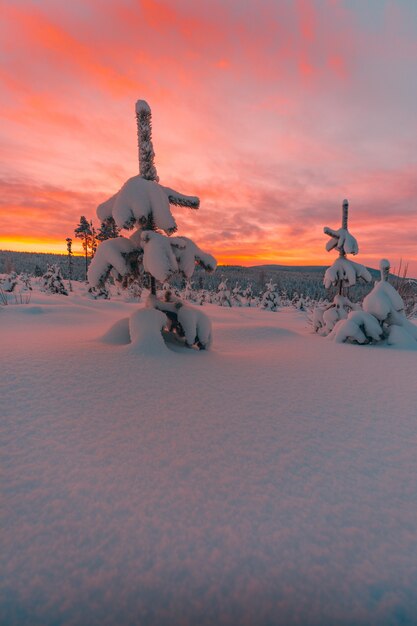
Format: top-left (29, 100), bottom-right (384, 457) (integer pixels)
top-left (66, 237), bottom-right (73, 292)
top-left (74, 216), bottom-right (93, 281)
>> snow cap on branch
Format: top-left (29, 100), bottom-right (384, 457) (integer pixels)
top-left (87, 236), bottom-right (137, 287)
top-left (170, 236), bottom-right (217, 277)
top-left (324, 257), bottom-right (372, 289)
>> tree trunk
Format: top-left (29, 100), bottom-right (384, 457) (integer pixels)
top-left (84, 235), bottom-right (88, 282)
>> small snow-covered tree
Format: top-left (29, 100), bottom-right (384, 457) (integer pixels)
top-left (316, 199), bottom-right (372, 335)
top-left (242, 284), bottom-right (254, 307)
top-left (215, 279), bottom-right (232, 307)
top-left (88, 100), bottom-right (217, 350)
top-left (330, 259), bottom-right (417, 348)
top-left (1, 272), bottom-right (18, 292)
top-left (260, 279), bottom-right (279, 311)
top-left (41, 264), bottom-right (68, 295)
top-left (362, 259), bottom-right (417, 347)
top-left (19, 273), bottom-right (32, 291)
top-left (231, 282), bottom-right (244, 307)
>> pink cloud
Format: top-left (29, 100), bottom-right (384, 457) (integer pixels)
top-left (0, 0), bottom-right (416, 274)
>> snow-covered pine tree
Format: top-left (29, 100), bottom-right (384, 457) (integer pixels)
top-left (231, 282), bottom-right (243, 307)
top-left (1, 271), bottom-right (18, 292)
top-left (242, 284), bottom-right (254, 307)
top-left (182, 280), bottom-right (196, 302)
top-left (329, 259), bottom-right (417, 347)
top-left (260, 278), bottom-right (279, 311)
top-left (315, 199), bottom-right (372, 335)
top-left (88, 100), bottom-right (217, 350)
top-left (41, 264), bottom-right (68, 295)
top-left (362, 259), bottom-right (417, 347)
top-left (75, 216), bottom-right (94, 281)
top-left (215, 279), bottom-right (232, 307)
top-left (19, 273), bottom-right (32, 291)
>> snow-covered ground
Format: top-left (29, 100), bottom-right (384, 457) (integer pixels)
top-left (2, 289), bottom-right (417, 626)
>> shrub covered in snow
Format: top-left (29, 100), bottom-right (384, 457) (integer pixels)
top-left (260, 279), bottom-right (280, 311)
top-left (330, 259), bottom-right (417, 349)
top-left (215, 279), bottom-right (232, 307)
top-left (1, 271), bottom-right (18, 292)
top-left (41, 264), bottom-right (68, 296)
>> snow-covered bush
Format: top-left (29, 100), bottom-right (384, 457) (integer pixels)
top-left (260, 279), bottom-right (279, 311)
top-left (19, 273), bottom-right (32, 291)
top-left (363, 260), bottom-right (417, 348)
top-left (231, 282), bottom-right (244, 307)
top-left (88, 100), bottom-right (216, 350)
top-left (330, 310), bottom-right (384, 344)
top-left (330, 259), bottom-right (417, 349)
top-left (215, 279), bottom-right (232, 307)
top-left (41, 264), bottom-right (68, 295)
top-left (241, 284), bottom-right (254, 307)
top-left (1, 272), bottom-right (18, 292)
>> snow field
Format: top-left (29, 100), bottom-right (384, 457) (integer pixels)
top-left (1, 293), bottom-right (417, 625)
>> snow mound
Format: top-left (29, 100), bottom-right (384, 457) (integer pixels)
top-left (387, 325), bottom-right (417, 350)
top-left (100, 317), bottom-right (130, 345)
top-left (128, 308), bottom-right (168, 355)
top-left (177, 303), bottom-right (212, 349)
top-left (363, 279), bottom-right (404, 321)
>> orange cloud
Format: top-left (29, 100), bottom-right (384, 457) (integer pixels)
top-left (1, 0), bottom-right (416, 276)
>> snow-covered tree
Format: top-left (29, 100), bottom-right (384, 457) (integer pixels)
top-left (215, 278), bottom-right (232, 307)
top-left (363, 259), bottom-right (417, 347)
top-left (316, 199), bottom-right (372, 335)
top-left (41, 264), bottom-right (68, 295)
top-left (260, 279), bottom-right (279, 311)
top-left (88, 100), bottom-right (217, 350)
top-left (19, 273), bottom-right (32, 291)
top-left (231, 282), bottom-right (244, 307)
top-left (1, 272), bottom-right (18, 292)
top-left (242, 284), bottom-right (254, 307)
top-left (330, 259), bottom-right (417, 348)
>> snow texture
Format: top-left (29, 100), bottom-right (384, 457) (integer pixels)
top-left (2, 288), bottom-right (417, 625)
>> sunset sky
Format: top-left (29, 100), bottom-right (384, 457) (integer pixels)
top-left (1, 0), bottom-right (416, 273)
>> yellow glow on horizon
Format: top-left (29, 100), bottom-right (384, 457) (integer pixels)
top-left (0, 237), bottom-right (84, 256)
